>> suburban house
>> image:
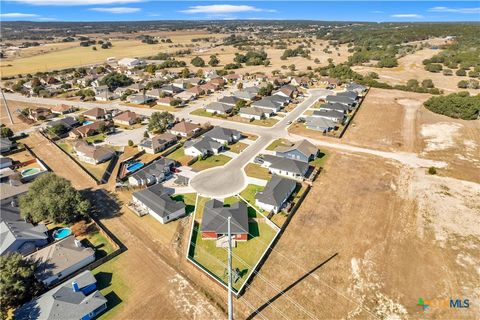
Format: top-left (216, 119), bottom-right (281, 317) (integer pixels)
top-left (325, 95), bottom-right (356, 108)
top-left (69, 120), bottom-right (112, 139)
top-left (187, 85), bottom-right (205, 96)
top-left (138, 132), bottom-right (178, 154)
top-left (261, 155), bottom-right (309, 180)
top-left (320, 102), bottom-right (351, 113)
top-left (255, 175), bottom-right (297, 213)
top-left (146, 88), bottom-right (166, 99)
top-left (290, 76), bottom-right (310, 87)
top-left (201, 199), bottom-right (249, 242)
top-left (26, 235), bottom-right (95, 287)
top-left (203, 127), bottom-right (241, 145)
top-left (95, 91), bottom-right (119, 102)
top-left (113, 110), bottom-right (140, 126)
top-left (47, 117), bottom-right (79, 132)
top-left (305, 117), bottom-right (337, 132)
top-left (234, 87), bottom-right (259, 101)
top-left (169, 121), bottom-right (201, 138)
top-left (312, 109), bottom-right (345, 123)
top-left (274, 139), bottom-right (318, 163)
top-left (83, 107), bottom-right (107, 120)
top-left (50, 104), bottom-right (76, 115)
top-left (127, 83), bottom-right (145, 92)
top-left (127, 94), bottom-right (154, 105)
top-left (0, 156), bottom-right (13, 169)
top-left (223, 73), bottom-right (242, 82)
top-left (0, 221), bottom-right (48, 256)
top-left (174, 91), bottom-right (197, 102)
top-left (252, 97), bottom-right (282, 113)
top-left (184, 137), bottom-right (223, 157)
top-left (118, 57), bottom-right (144, 68)
top-left (0, 138), bottom-right (14, 154)
top-left (204, 102), bottom-right (233, 115)
top-left (239, 107), bottom-right (270, 120)
top-left (346, 83), bottom-right (368, 95)
top-left (128, 158), bottom-right (175, 187)
top-left (156, 96), bottom-right (175, 106)
top-left (160, 84), bottom-right (184, 95)
top-left (28, 107), bottom-right (53, 121)
top-left (218, 96), bottom-right (242, 107)
top-left (337, 90), bottom-right (359, 101)
top-left (268, 94), bottom-right (290, 106)
top-left (209, 77), bottom-right (226, 87)
top-left (131, 183), bottom-right (186, 224)
top-left (14, 270), bottom-right (108, 320)
top-left (74, 141), bottom-right (115, 164)
top-left (274, 84), bottom-right (297, 98)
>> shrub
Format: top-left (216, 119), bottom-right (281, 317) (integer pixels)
top-left (428, 167), bottom-right (437, 175)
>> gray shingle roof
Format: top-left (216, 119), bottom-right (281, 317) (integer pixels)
top-left (239, 107), bottom-right (267, 117)
top-left (319, 103), bottom-right (350, 112)
top-left (336, 91), bottom-right (358, 100)
top-left (0, 221), bottom-right (48, 255)
top-left (129, 158), bottom-right (175, 182)
top-left (268, 156), bottom-right (309, 175)
top-left (184, 137), bottom-right (222, 154)
top-left (218, 96), bottom-right (242, 106)
top-left (14, 270), bottom-right (107, 320)
top-left (256, 175), bottom-right (296, 208)
top-left (312, 109), bottom-right (345, 120)
top-left (203, 127), bottom-right (241, 142)
top-left (275, 140), bottom-right (318, 160)
top-left (204, 102), bottom-right (233, 113)
top-left (201, 200), bottom-right (249, 235)
top-left (325, 95), bottom-right (355, 105)
top-left (305, 117), bottom-right (337, 130)
top-left (133, 184), bottom-right (185, 218)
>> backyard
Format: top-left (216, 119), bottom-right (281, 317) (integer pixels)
top-left (166, 147), bottom-right (194, 166)
top-left (188, 197), bottom-right (278, 292)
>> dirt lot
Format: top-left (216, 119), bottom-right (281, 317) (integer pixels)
top-left (235, 151), bottom-right (479, 319)
top-left (352, 48), bottom-right (480, 94)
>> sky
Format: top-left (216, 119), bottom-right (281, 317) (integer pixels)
top-left (1, 1), bottom-right (479, 22)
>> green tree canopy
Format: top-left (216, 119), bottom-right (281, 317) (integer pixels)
top-left (191, 56), bottom-right (206, 67)
top-left (148, 111), bottom-right (174, 133)
top-left (99, 72), bottom-right (133, 91)
top-left (0, 126), bottom-right (13, 138)
top-left (19, 173), bottom-right (90, 224)
top-left (424, 92), bottom-right (480, 120)
top-left (209, 55), bottom-right (220, 67)
top-left (0, 253), bottom-right (37, 314)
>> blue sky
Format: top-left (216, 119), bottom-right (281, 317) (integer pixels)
top-left (1, 1), bottom-right (479, 22)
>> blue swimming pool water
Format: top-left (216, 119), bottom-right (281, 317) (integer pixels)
top-left (127, 162), bottom-right (144, 172)
top-left (83, 121), bottom-right (94, 125)
top-left (53, 227), bottom-right (72, 240)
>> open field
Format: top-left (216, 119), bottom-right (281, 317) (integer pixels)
top-left (236, 151), bottom-right (480, 319)
top-left (352, 48), bottom-right (480, 94)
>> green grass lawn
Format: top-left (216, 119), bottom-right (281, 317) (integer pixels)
top-left (310, 150), bottom-right (330, 169)
top-left (266, 138), bottom-right (291, 151)
top-left (239, 184), bottom-right (264, 217)
top-left (190, 108), bottom-right (214, 117)
top-left (84, 133), bottom-right (107, 144)
top-left (171, 193), bottom-right (197, 215)
top-left (189, 220), bottom-right (277, 292)
top-left (190, 154), bottom-right (231, 171)
top-left (93, 257), bottom-right (129, 320)
top-left (84, 230), bottom-right (116, 259)
top-left (244, 163), bottom-right (272, 180)
top-left (166, 147), bottom-right (193, 166)
top-left (190, 109), bottom-right (278, 127)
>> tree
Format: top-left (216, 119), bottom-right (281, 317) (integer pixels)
top-left (423, 92), bottom-right (480, 120)
top-left (180, 68), bottom-right (190, 78)
top-left (209, 55), bottom-right (219, 67)
top-left (428, 167), bottom-right (437, 175)
top-left (148, 111), bottom-right (174, 133)
top-left (100, 72), bottom-right (133, 91)
top-left (421, 79), bottom-right (434, 89)
top-left (0, 126), bottom-right (13, 138)
top-left (128, 140), bottom-right (134, 147)
top-left (237, 82), bottom-right (243, 90)
top-left (47, 123), bottom-right (67, 137)
top-left (0, 253), bottom-right (37, 315)
top-left (143, 131), bottom-right (149, 138)
top-left (191, 56), bottom-right (205, 67)
top-left (19, 173), bottom-right (90, 224)
top-left (456, 69), bottom-right (467, 76)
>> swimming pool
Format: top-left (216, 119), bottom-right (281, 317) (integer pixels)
top-left (127, 161), bottom-right (144, 172)
top-left (21, 168), bottom-right (40, 177)
top-left (53, 227), bottom-right (72, 240)
top-left (83, 121), bottom-right (94, 125)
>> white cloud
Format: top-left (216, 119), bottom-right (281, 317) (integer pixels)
top-left (180, 5), bottom-right (275, 14)
top-left (391, 14), bottom-right (423, 19)
top-left (0, 12), bottom-right (39, 18)
top-left (7, 0), bottom-right (142, 5)
top-left (89, 7), bottom-right (140, 14)
top-left (429, 6), bottom-right (480, 14)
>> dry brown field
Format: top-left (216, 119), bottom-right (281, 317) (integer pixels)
top-left (352, 48), bottom-right (480, 94)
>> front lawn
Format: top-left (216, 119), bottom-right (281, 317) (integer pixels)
top-left (84, 133), bottom-right (107, 143)
top-left (244, 163), bottom-right (272, 180)
top-left (239, 184), bottom-right (265, 217)
top-left (228, 141), bottom-right (248, 154)
top-left (266, 138), bottom-right (291, 151)
top-left (190, 154), bottom-right (231, 171)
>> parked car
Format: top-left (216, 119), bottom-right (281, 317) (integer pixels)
top-left (254, 156), bottom-right (264, 164)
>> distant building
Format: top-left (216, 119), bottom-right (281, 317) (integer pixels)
top-left (138, 133), bottom-right (178, 154)
top-left (169, 121), bottom-right (201, 138)
top-left (118, 57), bottom-right (144, 68)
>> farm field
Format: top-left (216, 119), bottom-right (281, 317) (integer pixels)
top-left (235, 150), bottom-right (480, 319)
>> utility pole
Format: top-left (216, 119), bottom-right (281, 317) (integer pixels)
top-left (1, 88), bottom-right (14, 124)
top-left (227, 217), bottom-right (233, 320)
